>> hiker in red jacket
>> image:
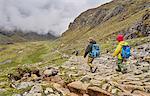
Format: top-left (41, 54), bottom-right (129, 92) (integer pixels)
top-left (113, 34), bottom-right (130, 73)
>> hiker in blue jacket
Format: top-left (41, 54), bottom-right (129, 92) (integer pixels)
top-left (84, 37), bottom-right (100, 73)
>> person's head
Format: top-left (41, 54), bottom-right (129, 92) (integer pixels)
top-left (116, 34), bottom-right (124, 42)
top-left (88, 37), bottom-right (94, 42)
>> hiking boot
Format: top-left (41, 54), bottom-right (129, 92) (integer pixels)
top-left (92, 67), bottom-right (98, 73)
top-left (115, 68), bottom-right (121, 72)
top-left (122, 68), bottom-right (127, 74)
top-left (90, 67), bottom-right (98, 73)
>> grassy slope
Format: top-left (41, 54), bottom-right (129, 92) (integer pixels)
top-left (0, 34), bottom-right (13, 44)
top-left (0, 40), bottom-right (66, 73)
top-left (0, 40), bottom-right (67, 95)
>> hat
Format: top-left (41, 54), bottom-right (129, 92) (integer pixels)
top-left (117, 34), bottom-right (124, 42)
top-left (88, 37), bottom-right (94, 42)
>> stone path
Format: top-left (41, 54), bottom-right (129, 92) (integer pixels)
top-left (11, 43), bottom-right (150, 96)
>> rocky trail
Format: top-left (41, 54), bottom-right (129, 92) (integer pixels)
top-left (7, 44), bottom-right (150, 96)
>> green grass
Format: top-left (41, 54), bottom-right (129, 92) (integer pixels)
top-left (0, 40), bottom-right (68, 95)
top-left (0, 86), bottom-right (33, 96)
top-left (0, 41), bottom-right (67, 71)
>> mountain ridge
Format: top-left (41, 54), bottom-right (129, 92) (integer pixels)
top-left (60, 0), bottom-right (149, 54)
top-left (0, 29), bottom-right (57, 44)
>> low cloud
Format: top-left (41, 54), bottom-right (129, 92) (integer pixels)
top-left (0, 0), bottom-right (112, 36)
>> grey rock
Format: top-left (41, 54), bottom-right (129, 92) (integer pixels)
top-left (47, 94), bottom-right (58, 96)
top-left (0, 88), bottom-right (6, 92)
top-left (125, 12), bottom-right (150, 39)
top-left (23, 92), bottom-right (28, 96)
top-left (44, 88), bottom-right (54, 95)
top-left (29, 85), bottom-right (43, 94)
top-left (102, 83), bottom-right (110, 91)
top-left (111, 88), bottom-right (119, 95)
top-left (25, 93), bottom-right (42, 96)
top-left (15, 82), bottom-right (34, 89)
top-left (53, 83), bottom-right (70, 96)
top-left (134, 70), bottom-right (143, 75)
top-left (12, 94), bottom-right (21, 96)
top-left (83, 94), bottom-right (89, 96)
top-left (0, 59), bottom-right (12, 65)
top-left (141, 67), bottom-right (149, 73)
top-left (44, 68), bottom-right (58, 77)
top-left (23, 73), bottom-right (30, 77)
top-left (55, 92), bottom-right (61, 96)
top-left (90, 80), bottom-right (101, 86)
top-left (80, 76), bottom-right (91, 83)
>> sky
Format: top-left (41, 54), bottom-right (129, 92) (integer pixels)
top-left (0, 0), bottom-right (112, 36)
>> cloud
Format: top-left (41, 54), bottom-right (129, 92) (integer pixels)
top-left (0, 0), bottom-right (112, 36)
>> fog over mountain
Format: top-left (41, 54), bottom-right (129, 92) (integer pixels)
top-left (0, 0), bottom-right (112, 36)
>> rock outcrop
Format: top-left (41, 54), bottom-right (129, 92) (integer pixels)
top-left (125, 10), bottom-right (150, 39)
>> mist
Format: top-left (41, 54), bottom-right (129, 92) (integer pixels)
top-left (0, 0), bottom-right (112, 36)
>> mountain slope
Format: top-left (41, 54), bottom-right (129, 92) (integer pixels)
top-left (59, 0), bottom-right (150, 54)
top-left (0, 29), bottom-right (57, 44)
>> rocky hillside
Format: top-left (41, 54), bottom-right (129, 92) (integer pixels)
top-left (1, 43), bottom-right (149, 96)
top-left (60, 0), bottom-right (149, 54)
top-left (0, 29), bottom-right (56, 44)
top-left (0, 0), bottom-right (150, 96)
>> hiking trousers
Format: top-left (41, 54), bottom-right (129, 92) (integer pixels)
top-left (117, 59), bottom-right (124, 71)
top-left (87, 56), bottom-right (94, 68)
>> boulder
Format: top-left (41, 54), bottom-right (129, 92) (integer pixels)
top-left (12, 94), bottom-right (21, 96)
top-left (31, 69), bottom-right (41, 77)
top-left (133, 90), bottom-right (150, 96)
top-left (67, 93), bottom-right (79, 96)
top-left (47, 94), bottom-right (59, 96)
top-left (67, 81), bottom-right (90, 94)
top-left (118, 92), bottom-right (141, 96)
top-left (83, 94), bottom-right (89, 96)
top-left (0, 88), bottom-right (6, 92)
top-left (141, 66), bottom-right (149, 73)
top-left (111, 88), bottom-right (119, 95)
top-left (80, 76), bottom-right (91, 83)
top-left (102, 83), bottom-right (110, 91)
top-left (87, 86), bottom-right (112, 96)
top-left (14, 82), bottom-right (34, 89)
top-left (144, 56), bottom-right (150, 63)
top-left (124, 81), bottom-right (143, 86)
top-left (90, 80), bottom-right (101, 86)
top-left (53, 83), bottom-right (70, 96)
top-left (134, 70), bottom-right (143, 75)
top-left (44, 68), bottom-right (58, 77)
top-left (25, 93), bottom-right (42, 96)
top-left (30, 74), bottom-right (39, 81)
top-left (44, 75), bottom-right (65, 86)
top-left (44, 88), bottom-right (54, 95)
top-left (107, 86), bottom-right (112, 93)
top-left (29, 85), bottom-right (43, 94)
